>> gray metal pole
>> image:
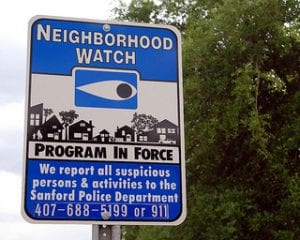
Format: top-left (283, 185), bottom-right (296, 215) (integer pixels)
top-left (111, 226), bottom-right (121, 240)
top-left (92, 225), bottom-right (121, 240)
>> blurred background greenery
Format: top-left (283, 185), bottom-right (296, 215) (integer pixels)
top-left (113, 0), bottom-right (300, 239)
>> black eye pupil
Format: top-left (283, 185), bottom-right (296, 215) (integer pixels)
top-left (117, 83), bottom-right (132, 99)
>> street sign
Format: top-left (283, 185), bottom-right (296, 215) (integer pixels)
top-left (22, 15), bottom-right (186, 225)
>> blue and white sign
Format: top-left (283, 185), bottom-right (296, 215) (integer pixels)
top-left (74, 68), bottom-right (139, 109)
top-left (22, 16), bottom-right (186, 226)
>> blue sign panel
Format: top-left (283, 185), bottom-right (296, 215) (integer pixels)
top-left (75, 68), bottom-right (138, 109)
top-left (23, 16), bottom-right (186, 225)
top-left (30, 18), bottom-right (178, 81)
top-left (26, 160), bottom-right (181, 221)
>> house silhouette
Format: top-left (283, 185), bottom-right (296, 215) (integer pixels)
top-left (69, 120), bottom-right (93, 142)
top-left (115, 125), bottom-right (135, 142)
top-left (94, 129), bottom-right (110, 143)
top-left (28, 103), bottom-right (43, 140)
top-left (27, 104), bottom-right (179, 146)
top-left (40, 115), bottom-right (63, 141)
top-left (138, 119), bottom-right (179, 144)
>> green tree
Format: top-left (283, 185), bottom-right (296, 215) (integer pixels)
top-left (114, 0), bottom-right (159, 23)
top-left (114, 0), bottom-right (300, 239)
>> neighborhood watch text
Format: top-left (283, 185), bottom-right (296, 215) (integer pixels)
top-left (36, 24), bottom-right (174, 65)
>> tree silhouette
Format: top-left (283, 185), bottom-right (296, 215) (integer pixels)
top-left (59, 110), bottom-right (79, 140)
top-left (43, 108), bottom-right (53, 123)
top-left (131, 112), bottom-right (158, 134)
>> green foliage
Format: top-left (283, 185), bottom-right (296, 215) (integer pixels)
top-left (113, 0), bottom-right (159, 23)
top-left (114, 0), bottom-right (300, 239)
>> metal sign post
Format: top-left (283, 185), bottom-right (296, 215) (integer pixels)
top-left (22, 15), bottom-right (186, 227)
top-left (92, 225), bottom-right (120, 240)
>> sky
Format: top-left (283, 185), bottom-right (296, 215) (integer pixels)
top-left (0, 0), bottom-right (128, 239)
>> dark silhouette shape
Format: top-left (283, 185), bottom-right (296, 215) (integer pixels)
top-left (59, 110), bottom-right (79, 140)
top-left (131, 112), bottom-right (158, 135)
top-left (40, 115), bottom-right (63, 141)
top-left (94, 129), bottom-right (110, 143)
top-left (115, 125), bottom-right (135, 142)
top-left (138, 119), bottom-right (179, 145)
top-left (43, 108), bottom-right (53, 123)
top-left (69, 120), bottom-right (93, 142)
top-left (28, 103), bottom-right (43, 140)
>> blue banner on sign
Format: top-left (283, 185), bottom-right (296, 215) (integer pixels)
top-left (30, 18), bottom-right (178, 81)
top-left (25, 160), bottom-right (182, 222)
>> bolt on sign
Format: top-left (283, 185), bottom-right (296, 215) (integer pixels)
top-left (22, 15), bottom-right (186, 225)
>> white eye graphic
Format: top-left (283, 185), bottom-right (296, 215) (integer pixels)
top-left (76, 80), bottom-right (137, 101)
